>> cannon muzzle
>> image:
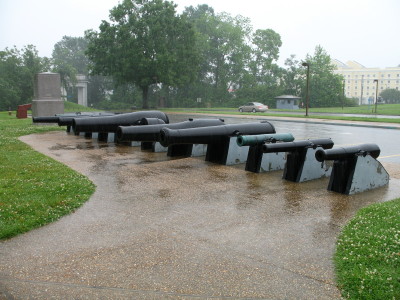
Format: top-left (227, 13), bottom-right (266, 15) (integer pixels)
top-left (262, 138), bottom-right (333, 153)
top-left (72, 111), bottom-right (169, 133)
top-left (117, 118), bottom-right (225, 143)
top-left (315, 143), bottom-right (381, 162)
top-left (159, 121), bottom-right (276, 147)
top-left (237, 133), bottom-right (294, 147)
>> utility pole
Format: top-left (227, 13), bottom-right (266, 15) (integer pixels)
top-left (302, 62), bottom-right (310, 117)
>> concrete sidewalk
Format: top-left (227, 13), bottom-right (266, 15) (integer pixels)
top-left (1, 124), bottom-right (399, 299)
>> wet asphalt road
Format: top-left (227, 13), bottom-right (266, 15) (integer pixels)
top-left (1, 113), bottom-right (400, 299)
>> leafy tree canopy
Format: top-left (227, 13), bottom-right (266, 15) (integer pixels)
top-left (52, 36), bottom-right (89, 88)
top-left (380, 88), bottom-right (400, 104)
top-left (85, 0), bottom-right (200, 108)
top-left (0, 45), bottom-right (49, 110)
top-left (303, 45), bottom-right (344, 107)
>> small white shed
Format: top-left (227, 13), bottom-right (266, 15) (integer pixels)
top-left (275, 95), bottom-right (301, 110)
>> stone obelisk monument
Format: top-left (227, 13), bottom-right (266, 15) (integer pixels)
top-left (31, 72), bottom-right (64, 117)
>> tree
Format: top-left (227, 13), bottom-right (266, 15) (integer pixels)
top-left (302, 46), bottom-right (344, 107)
top-left (183, 5), bottom-right (256, 106)
top-left (52, 35), bottom-right (111, 106)
top-left (380, 88), bottom-right (400, 104)
top-left (235, 28), bottom-right (283, 108)
top-left (282, 55), bottom-right (304, 96)
top-left (52, 36), bottom-right (89, 91)
top-left (248, 29), bottom-right (282, 83)
top-left (0, 45), bottom-right (49, 111)
top-left (85, 0), bottom-right (200, 109)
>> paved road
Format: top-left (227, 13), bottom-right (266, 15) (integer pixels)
top-left (174, 112), bottom-right (400, 163)
top-left (0, 114), bottom-right (399, 299)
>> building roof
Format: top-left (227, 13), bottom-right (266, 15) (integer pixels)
top-left (275, 95), bottom-right (301, 99)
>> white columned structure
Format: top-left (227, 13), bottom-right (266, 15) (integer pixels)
top-left (76, 74), bottom-right (88, 107)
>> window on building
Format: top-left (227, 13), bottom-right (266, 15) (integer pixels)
top-left (388, 74), bottom-right (391, 77)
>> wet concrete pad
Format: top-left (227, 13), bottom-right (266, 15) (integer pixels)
top-left (1, 130), bottom-right (400, 299)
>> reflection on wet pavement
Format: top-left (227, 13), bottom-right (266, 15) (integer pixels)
top-left (1, 117), bottom-right (400, 299)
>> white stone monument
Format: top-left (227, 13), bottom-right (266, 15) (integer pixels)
top-left (76, 74), bottom-right (88, 107)
top-left (31, 72), bottom-right (64, 117)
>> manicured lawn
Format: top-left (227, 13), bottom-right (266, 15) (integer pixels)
top-left (302, 103), bottom-right (400, 115)
top-left (0, 112), bottom-right (95, 239)
top-left (334, 198), bottom-right (400, 299)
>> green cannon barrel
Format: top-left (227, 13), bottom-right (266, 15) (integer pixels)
top-left (236, 133), bottom-right (294, 147)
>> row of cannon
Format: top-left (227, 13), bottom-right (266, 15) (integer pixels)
top-left (33, 111), bottom-right (390, 195)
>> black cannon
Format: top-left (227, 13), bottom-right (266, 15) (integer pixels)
top-left (139, 118), bottom-right (167, 125)
top-left (33, 112), bottom-right (115, 132)
top-left (263, 138), bottom-right (334, 182)
top-left (315, 144), bottom-right (389, 194)
top-left (315, 144), bottom-right (380, 162)
top-left (32, 112), bottom-right (102, 124)
top-left (159, 121), bottom-right (276, 164)
top-left (117, 118), bottom-right (225, 143)
top-left (236, 133), bottom-right (295, 173)
top-left (72, 111), bottom-right (169, 142)
top-left (32, 116), bottom-right (60, 123)
top-left (117, 118), bottom-right (225, 152)
top-left (133, 118), bottom-right (167, 149)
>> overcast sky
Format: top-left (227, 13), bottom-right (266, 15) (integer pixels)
top-left (1, 0), bottom-right (399, 68)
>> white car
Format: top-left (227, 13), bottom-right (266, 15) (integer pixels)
top-left (238, 102), bottom-right (269, 113)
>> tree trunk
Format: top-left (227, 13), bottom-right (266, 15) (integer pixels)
top-left (141, 85), bottom-right (149, 109)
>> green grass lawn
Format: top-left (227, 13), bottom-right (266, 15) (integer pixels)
top-left (0, 112), bottom-right (95, 239)
top-left (301, 103), bottom-right (400, 115)
top-left (334, 198), bottom-right (400, 299)
top-left (63, 101), bottom-right (99, 112)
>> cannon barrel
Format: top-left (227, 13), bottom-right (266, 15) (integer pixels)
top-left (315, 143), bottom-right (381, 162)
top-left (262, 138), bottom-right (334, 153)
top-left (159, 121), bottom-right (276, 147)
top-left (117, 118), bottom-right (225, 142)
top-left (140, 118), bottom-right (166, 125)
top-left (72, 111), bottom-right (169, 133)
top-left (32, 116), bottom-right (60, 123)
top-left (237, 133), bottom-right (294, 147)
top-left (57, 112), bottom-right (116, 126)
top-left (32, 112), bottom-right (107, 124)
